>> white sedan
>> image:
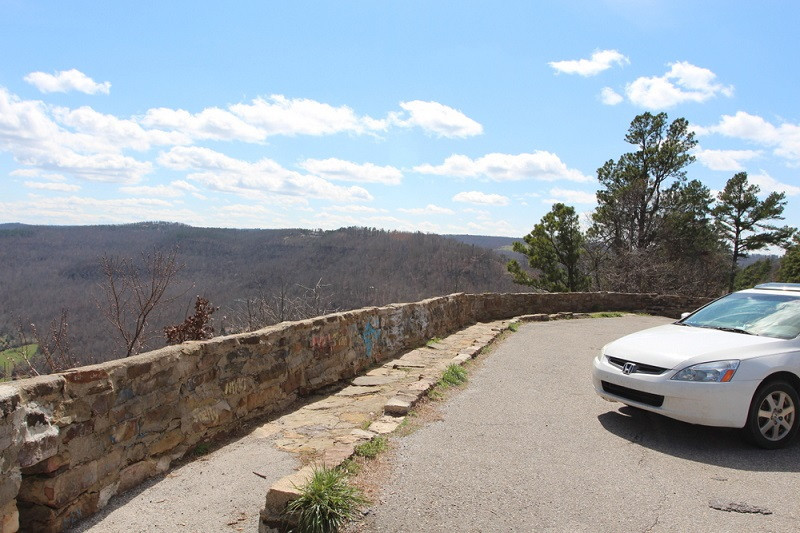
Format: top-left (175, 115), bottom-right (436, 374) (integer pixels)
top-left (592, 283), bottom-right (800, 449)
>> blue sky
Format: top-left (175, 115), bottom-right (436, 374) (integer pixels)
top-left (1, 1), bottom-right (798, 237)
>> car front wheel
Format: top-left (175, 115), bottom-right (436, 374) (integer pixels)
top-left (746, 380), bottom-right (800, 449)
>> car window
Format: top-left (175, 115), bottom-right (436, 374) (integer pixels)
top-left (682, 292), bottom-right (800, 339)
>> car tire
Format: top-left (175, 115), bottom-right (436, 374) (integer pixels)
top-left (745, 379), bottom-right (800, 449)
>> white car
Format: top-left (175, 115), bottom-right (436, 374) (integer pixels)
top-left (592, 283), bottom-right (800, 449)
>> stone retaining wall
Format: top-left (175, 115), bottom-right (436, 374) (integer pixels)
top-left (0, 291), bottom-right (708, 532)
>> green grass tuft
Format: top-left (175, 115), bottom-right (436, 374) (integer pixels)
top-left (426, 337), bottom-right (443, 347)
top-left (440, 364), bottom-right (468, 387)
top-left (354, 436), bottom-right (387, 459)
top-left (287, 466), bottom-right (368, 533)
top-left (590, 312), bottom-right (625, 318)
top-left (508, 322), bottom-right (519, 332)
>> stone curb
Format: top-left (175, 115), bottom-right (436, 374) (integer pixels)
top-left (258, 313), bottom-right (586, 531)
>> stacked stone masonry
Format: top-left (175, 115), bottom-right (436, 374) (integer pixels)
top-left (0, 291), bottom-right (708, 532)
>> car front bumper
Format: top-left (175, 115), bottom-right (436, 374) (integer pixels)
top-left (592, 355), bottom-right (759, 428)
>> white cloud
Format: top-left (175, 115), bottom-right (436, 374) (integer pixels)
top-left (141, 107), bottom-right (266, 143)
top-left (158, 146), bottom-right (373, 203)
top-left (229, 95), bottom-right (386, 137)
top-left (452, 191), bottom-right (509, 206)
top-left (695, 148), bottom-right (761, 171)
top-left (626, 61), bottom-right (733, 109)
top-left (544, 188), bottom-right (597, 205)
top-left (395, 100), bottom-right (483, 138)
top-left (0, 194), bottom-right (200, 226)
top-left (23, 180), bottom-right (81, 192)
top-left (415, 151), bottom-right (592, 183)
top-left (119, 180), bottom-right (202, 198)
top-left (54, 106), bottom-right (189, 151)
top-left (748, 171), bottom-right (800, 196)
top-left (549, 50), bottom-right (629, 76)
top-left (700, 111), bottom-right (800, 164)
top-left (600, 87), bottom-right (623, 106)
top-left (0, 88), bottom-right (151, 183)
top-left (24, 69), bottom-right (111, 95)
top-left (397, 204), bottom-right (455, 215)
top-left (325, 204), bottom-right (386, 214)
top-left (298, 158), bottom-right (403, 185)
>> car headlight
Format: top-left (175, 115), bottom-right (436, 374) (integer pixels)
top-left (671, 360), bottom-right (740, 383)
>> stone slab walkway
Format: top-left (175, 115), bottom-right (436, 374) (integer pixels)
top-left (69, 318), bottom-right (519, 532)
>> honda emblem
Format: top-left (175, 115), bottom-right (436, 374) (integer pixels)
top-left (622, 362), bottom-right (637, 375)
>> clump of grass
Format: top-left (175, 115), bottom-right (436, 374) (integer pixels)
top-left (426, 337), bottom-right (443, 347)
top-left (508, 322), bottom-right (519, 332)
top-left (590, 312), bottom-right (625, 318)
top-left (287, 466), bottom-right (368, 533)
top-left (354, 436), bottom-right (387, 459)
top-left (440, 364), bottom-right (468, 387)
top-left (192, 442), bottom-right (211, 456)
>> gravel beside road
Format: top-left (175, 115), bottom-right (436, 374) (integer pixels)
top-left (356, 316), bottom-right (800, 532)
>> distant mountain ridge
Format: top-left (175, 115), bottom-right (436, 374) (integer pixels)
top-left (0, 224), bottom-right (522, 365)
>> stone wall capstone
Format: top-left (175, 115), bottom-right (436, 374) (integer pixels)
top-left (0, 291), bottom-right (708, 532)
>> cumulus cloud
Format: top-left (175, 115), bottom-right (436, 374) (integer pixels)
top-left (748, 171), bottom-right (800, 196)
top-left (298, 158), bottom-right (403, 185)
top-left (695, 148), bottom-right (761, 172)
top-left (394, 100), bottom-right (483, 138)
top-left (397, 204), bottom-right (455, 215)
top-left (452, 191), bottom-right (509, 206)
top-left (414, 151), bottom-right (592, 183)
top-left (119, 180), bottom-right (203, 198)
top-left (544, 188), bottom-right (597, 205)
top-left (0, 88), bottom-right (151, 183)
top-left (141, 107), bottom-right (266, 143)
top-left (158, 146), bottom-right (373, 203)
top-left (549, 50), bottom-right (629, 76)
top-left (0, 194), bottom-right (201, 226)
top-left (626, 61), bottom-right (733, 109)
top-left (600, 87), bottom-right (624, 106)
top-left (24, 69), bottom-right (111, 95)
top-left (54, 106), bottom-right (189, 151)
top-left (23, 180), bottom-right (81, 192)
top-left (229, 95), bottom-right (386, 137)
top-left (699, 112), bottom-right (800, 165)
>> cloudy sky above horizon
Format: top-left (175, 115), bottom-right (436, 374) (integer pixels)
top-left (1, 1), bottom-right (799, 236)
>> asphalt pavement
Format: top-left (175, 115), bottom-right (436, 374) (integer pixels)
top-left (356, 316), bottom-right (800, 532)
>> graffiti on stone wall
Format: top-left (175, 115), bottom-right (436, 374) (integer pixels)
top-left (361, 320), bottom-right (380, 359)
top-left (311, 333), bottom-right (334, 357)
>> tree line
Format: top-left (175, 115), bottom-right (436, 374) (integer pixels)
top-left (508, 112), bottom-right (798, 295)
top-left (0, 225), bottom-right (521, 377)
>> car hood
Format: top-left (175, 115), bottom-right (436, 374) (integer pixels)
top-left (602, 323), bottom-right (792, 369)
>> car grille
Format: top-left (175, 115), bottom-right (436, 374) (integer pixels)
top-left (607, 356), bottom-right (669, 375)
top-left (601, 381), bottom-right (664, 407)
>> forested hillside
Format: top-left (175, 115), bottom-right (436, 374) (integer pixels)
top-left (0, 223), bottom-right (522, 372)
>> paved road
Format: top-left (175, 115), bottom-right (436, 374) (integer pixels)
top-left (358, 316), bottom-right (800, 532)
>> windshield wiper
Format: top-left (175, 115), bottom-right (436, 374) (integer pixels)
top-left (709, 326), bottom-right (754, 335)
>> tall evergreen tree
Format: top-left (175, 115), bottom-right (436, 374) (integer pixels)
top-left (507, 203), bottom-right (589, 292)
top-left (591, 112), bottom-right (697, 252)
top-left (712, 172), bottom-right (795, 291)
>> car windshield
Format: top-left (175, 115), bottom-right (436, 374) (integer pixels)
top-left (681, 292), bottom-right (800, 340)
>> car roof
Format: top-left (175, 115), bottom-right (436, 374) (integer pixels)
top-left (753, 282), bottom-right (800, 292)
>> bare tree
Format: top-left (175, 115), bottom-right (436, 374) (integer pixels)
top-left (13, 309), bottom-right (86, 376)
top-left (96, 248), bottom-right (184, 357)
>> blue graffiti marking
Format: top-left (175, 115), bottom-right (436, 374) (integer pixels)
top-left (362, 321), bottom-right (380, 358)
